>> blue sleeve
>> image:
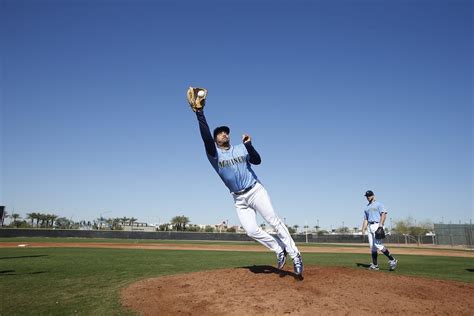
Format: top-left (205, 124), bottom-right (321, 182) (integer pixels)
top-left (196, 111), bottom-right (217, 158)
top-left (244, 142), bottom-right (261, 165)
top-left (364, 211), bottom-right (368, 220)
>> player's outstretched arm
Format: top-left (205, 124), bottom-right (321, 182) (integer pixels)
top-left (195, 110), bottom-right (217, 158)
top-left (242, 134), bottom-right (261, 165)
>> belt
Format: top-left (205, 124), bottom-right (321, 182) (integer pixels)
top-left (233, 182), bottom-right (257, 196)
top-left (368, 221), bottom-right (379, 224)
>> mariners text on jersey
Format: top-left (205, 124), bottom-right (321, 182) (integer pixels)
top-left (219, 156), bottom-right (246, 168)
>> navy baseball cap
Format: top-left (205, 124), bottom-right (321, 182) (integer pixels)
top-left (364, 190), bottom-right (375, 197)
top-left (213, 126), bottom-right (230, 139)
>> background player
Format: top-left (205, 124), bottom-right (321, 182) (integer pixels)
top-left (361, 190), bottom-right (398, 271)
top-left (191, 100), bottom-right (303, 277)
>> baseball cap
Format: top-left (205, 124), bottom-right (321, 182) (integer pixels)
top-left (364, 190), bottom-right (374, 197)
top-left (213, 126), bottom-right (230, 139)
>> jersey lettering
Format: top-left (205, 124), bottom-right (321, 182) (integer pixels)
top-left (218, 155), bottom-right (246, 168)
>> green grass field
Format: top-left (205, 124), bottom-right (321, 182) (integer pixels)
top-left (2, 237), bottom-right (472, 252)
top-left (1, 240), bottom-right (473, 315)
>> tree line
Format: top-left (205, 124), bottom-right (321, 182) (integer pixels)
top-left (1, 211), bottom-right (435, 236)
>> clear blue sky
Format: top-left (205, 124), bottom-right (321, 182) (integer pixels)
top-left (1, 0), bottom-right (472, 230)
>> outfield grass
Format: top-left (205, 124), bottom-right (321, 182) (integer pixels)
top-left (1, 246), bottom-right (473, 315)
top-left (2, 237), bottom-right (472, 253)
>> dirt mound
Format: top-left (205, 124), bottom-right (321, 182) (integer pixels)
top-left (121, 266), bottom-right (474, 315)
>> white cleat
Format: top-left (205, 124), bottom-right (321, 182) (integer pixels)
top-left (368, 263), bottom-right (379, 270)
top-left (389, 259), bottom-right (398, 271)
top-left (277, 249), bottom-right (287, 270)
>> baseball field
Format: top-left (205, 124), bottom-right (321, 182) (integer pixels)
top-left (1, 238), bottom-right (473, 315)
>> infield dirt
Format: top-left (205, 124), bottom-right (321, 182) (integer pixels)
top-left (121, 266), bottom-right (474, 315)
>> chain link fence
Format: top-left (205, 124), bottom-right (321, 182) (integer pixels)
top-left (1, 224), bottom-right (472, 248)
top-left (433, 223), bottom-right (473, 248)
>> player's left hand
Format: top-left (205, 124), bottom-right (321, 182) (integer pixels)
top-left (242, 134), bottom-right (251, 143)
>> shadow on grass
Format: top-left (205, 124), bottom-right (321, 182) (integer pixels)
top-left (0, 255), bottom-right (48, 260)
top-left (356, 263), bottom-right (371, 268)
top-left (466, 269), bottom-right (474, 272)
top-left (0, 270), bottom-right (48, 276)
top-left (241, 265), bottom-right (304, 281)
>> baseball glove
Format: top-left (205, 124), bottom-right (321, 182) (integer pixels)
top-left (375, 226), bottom-right (386, 239)
top-left (187, 87), bottom-right (207, 112)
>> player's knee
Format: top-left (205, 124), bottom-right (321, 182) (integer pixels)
top-left (245, 227), bottom-right (261, 238)
top-left (268, 217), bottom-right (283, 230)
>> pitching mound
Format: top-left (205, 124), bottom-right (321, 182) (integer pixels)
top-left (121, 266), bottom-right (474, 315)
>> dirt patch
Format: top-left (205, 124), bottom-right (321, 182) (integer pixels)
top-left (121, 266), bottom-right (474, 315)
top-left (1, 242), bottom-right (472, 258)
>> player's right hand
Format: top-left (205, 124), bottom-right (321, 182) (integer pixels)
top-left (242, 134), bottom-right (251, 143)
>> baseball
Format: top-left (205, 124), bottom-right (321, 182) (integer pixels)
top-left (197, 90), bottom-right (205, 97)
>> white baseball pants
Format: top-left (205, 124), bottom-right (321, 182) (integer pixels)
top-left (367, 223), bottom-right (386, 252)
top-left (232, 182), bottom-right (300, 259)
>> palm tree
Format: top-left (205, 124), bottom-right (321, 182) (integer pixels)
top-left (129, 217), bottom-right (138, 227)
top-left (182, 216), bottom-right (190, 230)
top-left (55, 217), bottom-right (71, 229)
top-left (34, 212), bottom-right (42, 227)
top-left (120, 217), bottom-right (129, 226)
top-left (48, 214), bottom-right (58, 227)
top-left (43, 214), bottom-right (51, 227)
top-left (26, 213), bottom-right (36, 227)
top-left (38, 213), bottom-right (48, 227)
top-left (11, 213), bottom-right (21, 227)
top-left (111, 218), bottom-right (121, 230)
top-left (171, 215), bottom-right (190, 231)
top-left (44, 214), bottom-right (50, 227)
top-left (171, 216), bottom-right (181, 231)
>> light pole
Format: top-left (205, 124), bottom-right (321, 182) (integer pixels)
top-left (305, 220), bottom-right (308, 243)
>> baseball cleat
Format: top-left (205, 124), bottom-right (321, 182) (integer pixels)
top-left (277, 249), bottom-right (287, 269)
top-left (293, 254), bottom-right (303, 276)
top-left (368, 263), bottom-right (379, 270)
top-left (389, 259), bottom-right (398, 271)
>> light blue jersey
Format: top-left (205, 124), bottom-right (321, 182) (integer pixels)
top-left (208, 144), bottom-right (258, 193)
top-left (364, 201), bottom-right (386, 223)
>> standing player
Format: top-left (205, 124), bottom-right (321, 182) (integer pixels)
top-left (187, 87), bottom-right (303, 277)
top-left (361, 190), bottom-right (398, 271)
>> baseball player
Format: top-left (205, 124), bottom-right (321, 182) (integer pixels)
top-left (187, 87), bottom-right (303, 276)
top-left (361, 190), bottom-right (398, 271)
